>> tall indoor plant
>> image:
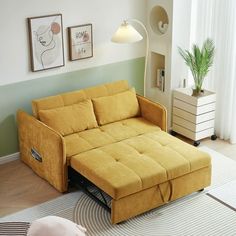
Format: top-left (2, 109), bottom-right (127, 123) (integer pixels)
top-left (178, 38), bottom-right (215, 96)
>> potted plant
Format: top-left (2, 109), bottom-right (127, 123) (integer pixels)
top-left (178, 38), bottom-right (215, 96)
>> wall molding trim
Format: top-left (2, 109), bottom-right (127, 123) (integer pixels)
top-left (0, 152), bottom-right (20, 165)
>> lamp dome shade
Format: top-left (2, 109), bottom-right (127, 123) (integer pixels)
top-left (111, 22), bottom-right (143, 43)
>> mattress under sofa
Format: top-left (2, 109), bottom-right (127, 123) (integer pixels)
top-left (17, 80), bottom-right (211, 224)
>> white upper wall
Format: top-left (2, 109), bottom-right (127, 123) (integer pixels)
top-left (171, 0), bottom-right (192, 89)
top-left (0, 0), bottom-right (146, 86)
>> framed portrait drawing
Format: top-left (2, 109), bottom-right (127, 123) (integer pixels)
top-left (68, 24), bottom-right (93, 61)
top-left (28, 14), bottom-right (65, 72)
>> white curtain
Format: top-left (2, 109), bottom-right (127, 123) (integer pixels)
top-left (191, 0), bottom-right (236, 143)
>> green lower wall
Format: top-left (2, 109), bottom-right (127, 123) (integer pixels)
top-left (0, 57), bottom-right (144, 157)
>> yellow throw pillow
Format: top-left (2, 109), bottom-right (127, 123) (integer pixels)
top-left (39, 99), bottom-right (98, 136)
top-left (92, 88), bottom-right (140, 125)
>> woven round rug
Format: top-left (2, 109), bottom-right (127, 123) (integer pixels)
top-left (74, 193), bottom-right (167, 236)
top-left (73, 190), bottom-right (236, 236)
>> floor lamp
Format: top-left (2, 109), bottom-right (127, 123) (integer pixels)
top-left (111, 19), bottom-right (149, 97)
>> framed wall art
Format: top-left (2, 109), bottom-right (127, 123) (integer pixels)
top-left (68, 24), bottom-right (93, 61)
top-left (28, 14), bottom-right (65, 72)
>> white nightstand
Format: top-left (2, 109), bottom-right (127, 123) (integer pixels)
top-left (172, 88), bottom-right (217, 146)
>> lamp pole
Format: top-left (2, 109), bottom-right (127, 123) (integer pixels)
top-left (126, 19), bottom-right (149, 97)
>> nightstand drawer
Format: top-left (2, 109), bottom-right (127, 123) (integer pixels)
top-left (172, 124), bottom-right (214, 140)
top-left (173, 99), bottom-right (215, 115)
top-left (173, 107), bottom-right (215, 124)
top-left (173, 115), bottom-right (215, 132)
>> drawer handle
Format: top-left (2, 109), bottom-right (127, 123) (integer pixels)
top-left (31, 148), bottom-right (42, 162)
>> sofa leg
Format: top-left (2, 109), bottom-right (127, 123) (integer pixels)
top-left (170, 130), bottom-right (177, 136)
top-left (198, 188), bottom-right (204, 192)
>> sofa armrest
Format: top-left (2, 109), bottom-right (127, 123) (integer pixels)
top-left (137, 95), bottom-right (167, 132)
top-left (17, 110), bottom-right (67, 192)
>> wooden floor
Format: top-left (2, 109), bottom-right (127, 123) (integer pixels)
top-left (0, 136), bottom-right (236, 218)
top-left (0, 160), bottom-right (61, 217)
top-left (180, 135), bottom-right (236, 161)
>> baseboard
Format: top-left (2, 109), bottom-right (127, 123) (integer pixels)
top-left (0, 152), bottom-right (20, 165)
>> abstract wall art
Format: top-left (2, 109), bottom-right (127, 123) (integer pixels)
top-left (28, 14), bottom-right (65, 72)
top-left (68, 24), bottom-right (93, 61)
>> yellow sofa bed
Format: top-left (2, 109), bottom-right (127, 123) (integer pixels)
top-left (17, 80), bottom-right (211, 224)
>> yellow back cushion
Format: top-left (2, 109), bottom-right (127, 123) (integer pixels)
top-left (39, 99), bottom-right (98, 136)
top-left (32, 80), bottom-right (129, 119)
top-left (92, 89), bottom-right (140, 125)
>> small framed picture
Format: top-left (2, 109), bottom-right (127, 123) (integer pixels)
top-left (28, 14), bottom-right (65, 72)
top-left (68, 24), bottom-right (93, 61)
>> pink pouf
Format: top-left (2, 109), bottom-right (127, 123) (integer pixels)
top-left (27, 216), bottom-right (86, 236)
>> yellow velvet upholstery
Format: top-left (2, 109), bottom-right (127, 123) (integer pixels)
top-left (17, 80), bottom-right (212, 224)
top-left (39, 99), bottom-right (98, 136)
top-left (32, 80), bottom-right (129, 118)
top-left (17, 110), bottom-right (67, 192)
top-left (32, 95), bottom-right (65, 119)
top-left (64, 117), bottom-right (160, 160)
top-left (137, 95), bottom-right (167, 131)
top-left (111, 166), bottom-right (211, 224)
top-left (70, 129), bottom-right (211, 200)
top-left (92, 89), bottom-right (140, 125)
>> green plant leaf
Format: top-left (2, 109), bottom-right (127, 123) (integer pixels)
top-left (178, 38), bottom-right (215, 92)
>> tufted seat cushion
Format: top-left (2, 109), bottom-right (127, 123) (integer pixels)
top-left (70, 122), bottom-right (211, 200)
top-left (64, 117), bottom-right (161, 160)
